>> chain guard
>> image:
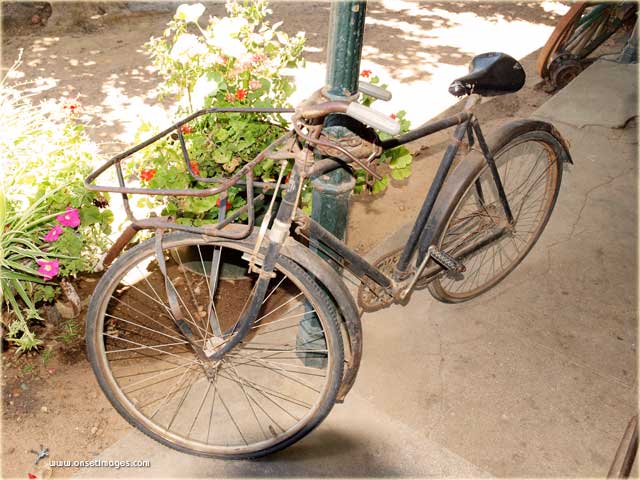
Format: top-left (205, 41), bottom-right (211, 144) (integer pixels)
top-left (357, 247), bottom-right (437, 312)
top-left (357, 249), bottom-right (400, 312)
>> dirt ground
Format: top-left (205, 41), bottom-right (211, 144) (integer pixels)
top-left (1, 2), bottom-right (626, 478)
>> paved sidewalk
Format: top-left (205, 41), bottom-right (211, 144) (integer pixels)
top-left (76, 59), bottom-right (637, 478)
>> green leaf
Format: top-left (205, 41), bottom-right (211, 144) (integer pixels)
top-left (372, 175), bottom-right (389, 194)
top-left (80, 205), bottom-right (101, 225)
top-left (212, 149), bottom-right (232, 164)
top-left (390, 166), bottom-right (412, 180)
top-left (389, 153), bottom-right (412, 169)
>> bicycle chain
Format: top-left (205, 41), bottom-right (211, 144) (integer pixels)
top-left (357, 248), bottom-right (434, 312)
top-left (357, 249), bottom-right (400, 312)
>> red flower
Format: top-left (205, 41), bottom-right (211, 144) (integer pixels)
top-left (360, 69), bottom-right (372, 78)
top-left (140, 168), bottom-right (156, 182)
top-left (63, 102), bottom-right (81, 115)
top-left (390, 113), bottom-right (397, 120)
top-left (180, 124), bottom-right (193, 135)
top-left (235, 88), bottom-right (248, 101)
top-left (215, 197), bottom-right (231, 209)
top-left (189, 161), bottom-right (200, 176)
top-left (28, 474), bottom-right (38, 479)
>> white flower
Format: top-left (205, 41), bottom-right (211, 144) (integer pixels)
top-left (174, 3), bottom-right (205, 23)
top-left (207, 16), bottom-right (249, 58)
top-left (191, 74), bottom-right (219, 110)
top-left (170, 33), bottom-right (208, 63)
top-left (214, 16), bottom-right (248, 37)
top-left (203, 52), bottom-right (226, 67)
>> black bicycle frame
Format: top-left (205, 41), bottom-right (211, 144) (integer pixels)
top-left (297, 98), bottom-right (513, 291)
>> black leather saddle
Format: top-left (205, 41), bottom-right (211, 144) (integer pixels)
top-left (449, 52), bottom-right (525, 97)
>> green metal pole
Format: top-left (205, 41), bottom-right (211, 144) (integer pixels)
top-left (297, 0), bottom-right (367, 367)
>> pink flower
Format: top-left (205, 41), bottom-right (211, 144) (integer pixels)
top-left (43, 225), bottom-right (63, 242)
top-left (249, 80), bottom-right (261, 90)
top-left (36, 259), bottom-right (59, 281)
top-left (56, 207), bottom-right (80, 228)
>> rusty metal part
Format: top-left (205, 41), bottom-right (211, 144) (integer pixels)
top-left (357, 248), bottom-right (400, 312)
top-left (608, 415), bottom-right (638, 478)
top-left (357, 247), bottom-right (443, 311)
top-left (282, 235), bottom-right (362, 402)
top-left (537, 3), bottom-right (587, 79)
top-left (85, 119), bottom-right (295, 242)
top-left (293, 120), bottom-right (382, 180)
top-left (86, 130), bottom-right (292, 198)
top-left (382, 112), bottom-right (470, 150)
top-left (549, 54), bottom-right (582, 90)
top-left (316, 120), bottom-right (382, 163)
top-left (103, 223), bottom-right (140, 268)
top-left (298, 100), bottom-right (349, 119)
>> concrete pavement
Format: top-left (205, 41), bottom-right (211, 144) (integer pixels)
top-left (76, 59), bottom-right (637, 478)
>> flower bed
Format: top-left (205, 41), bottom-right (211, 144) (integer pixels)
top-left (1, 58), bottom-right (113, 352)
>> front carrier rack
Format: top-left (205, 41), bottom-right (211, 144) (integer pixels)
top-left (84, 107), bottom-right (297, 241)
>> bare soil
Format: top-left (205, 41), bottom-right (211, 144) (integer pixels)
top-left (1, 2), bottom-right (626, 478)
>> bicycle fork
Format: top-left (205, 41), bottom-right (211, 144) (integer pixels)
top-left (155, 166), bottom-right (303, 364)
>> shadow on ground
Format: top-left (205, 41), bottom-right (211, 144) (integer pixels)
top-left (2, 1), bottom-right (563, 144)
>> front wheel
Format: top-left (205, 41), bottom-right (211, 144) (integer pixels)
top-left (86, 232), bottom-right (344, 458)
top-left (427, 122), bottom-right (567, 303)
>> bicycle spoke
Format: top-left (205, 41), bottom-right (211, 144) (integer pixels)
top-left (93, 236), bottom-right (341, 455)
top-left (434, 136), bottom-right (558, 299)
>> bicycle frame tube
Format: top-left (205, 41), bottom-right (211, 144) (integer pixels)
top-left (394, 116), bottom-right (471, 275)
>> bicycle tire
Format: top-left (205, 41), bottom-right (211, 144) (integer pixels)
top-left (426, 121), bottom-right (567, 303)
top-left (86, 232), bottom-right (344, 459)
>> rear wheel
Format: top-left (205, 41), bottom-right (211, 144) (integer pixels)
top-left (428, 126), bottom-right (565, 303)
top-left (86, 232), bottom-right (344, 458)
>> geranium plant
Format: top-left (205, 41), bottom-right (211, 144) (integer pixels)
top-left (132, 1), bottom-right (305, 224)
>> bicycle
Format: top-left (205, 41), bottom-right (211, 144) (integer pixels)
top-left (537, 1), bottom-right (637, 92)
top-left (84, 51), bottom-right (572, 459)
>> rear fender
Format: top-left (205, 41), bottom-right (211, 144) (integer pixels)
top-left (417, 118), bottom-right (572, 261)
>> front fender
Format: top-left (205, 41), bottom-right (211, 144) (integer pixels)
top-left (282, 237), bottom-right (362, 402)
top-left (103, 223), bottom-right (363, 402)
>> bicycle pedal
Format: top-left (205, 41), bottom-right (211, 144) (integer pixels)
top-left (428, 246), bottom-right (466, 273)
